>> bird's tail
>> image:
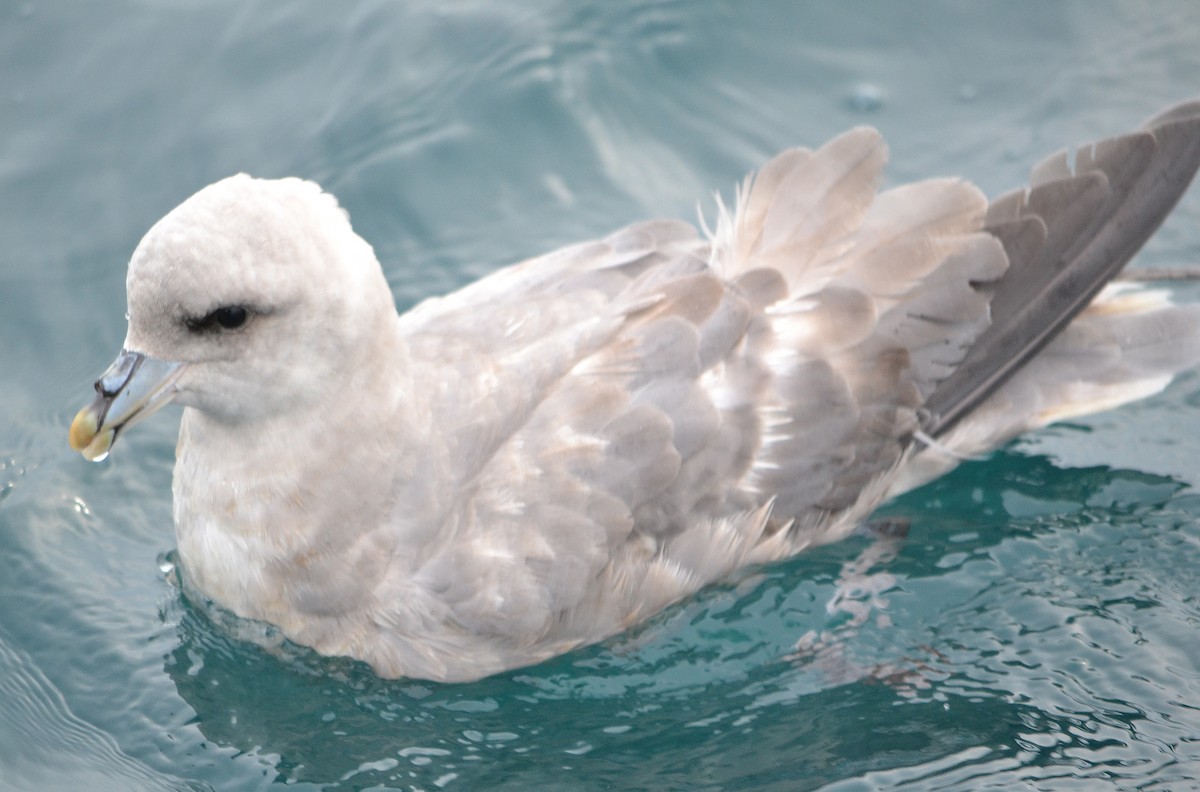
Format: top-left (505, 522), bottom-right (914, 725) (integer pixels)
top-left (892, 280), bottom-right (1200, 495)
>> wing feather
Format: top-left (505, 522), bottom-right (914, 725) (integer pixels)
top-left (388, 101), bottom-right (1200, 660)
top-left (925, 99), bottom-right (1200, 435)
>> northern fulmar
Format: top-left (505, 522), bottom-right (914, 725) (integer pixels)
top-left (70, 100), bottom-right (1200, 682)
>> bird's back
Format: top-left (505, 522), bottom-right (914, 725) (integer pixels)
top-left (367, 101), bottom-right (1200, 680)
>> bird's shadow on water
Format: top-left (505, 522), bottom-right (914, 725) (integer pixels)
top-left (160, 449), bottom-right (1189, 790)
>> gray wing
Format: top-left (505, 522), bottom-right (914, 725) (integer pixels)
top-left (924, 99), bottom-right (1200, 436)
top-left (384, 102), bottom-right (1200, 668)
top-left (393, 129), bottom-right (1006, 661)
top-left (398, 223), bottom-right (770, 659)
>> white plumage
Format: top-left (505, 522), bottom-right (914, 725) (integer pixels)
top-left (70, 100), bottom-right (1200, 681)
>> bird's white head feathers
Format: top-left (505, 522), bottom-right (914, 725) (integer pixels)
top-left (122, 174), bottom-right (396, 424)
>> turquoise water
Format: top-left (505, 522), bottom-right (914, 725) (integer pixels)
top-left (3, 2), bottom-right (1200, 789)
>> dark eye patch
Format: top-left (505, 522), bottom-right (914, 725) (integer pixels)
top-left (186, 305), bottom-right (251, 333)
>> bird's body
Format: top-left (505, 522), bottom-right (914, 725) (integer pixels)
top-left (71, 101), bottom-right (1200, 681)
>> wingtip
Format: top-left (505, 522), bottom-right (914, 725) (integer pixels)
top-left (1141, 97), bottom-right (1200, 131)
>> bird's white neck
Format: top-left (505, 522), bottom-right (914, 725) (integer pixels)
top-left (171, 320), bottom-right (418, 640)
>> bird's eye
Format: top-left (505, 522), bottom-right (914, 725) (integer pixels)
top-left (214, 306), bottom-right (248, 329)
top-left (186, 305), bottom-right (250, 333)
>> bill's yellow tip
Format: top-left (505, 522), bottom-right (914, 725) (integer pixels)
top-left (81, 428), bottom-right (115, 463)
top-left (69, 406), bottom-right (99, 452)
top-left (70, 407), bottom-right (114, 461)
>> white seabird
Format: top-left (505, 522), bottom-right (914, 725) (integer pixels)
top-left (70, 100), bottom-right (1200, 682)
